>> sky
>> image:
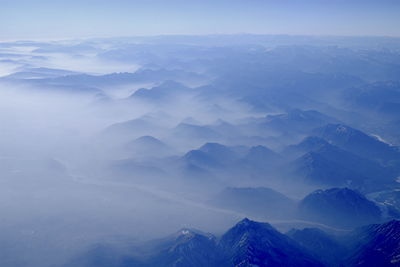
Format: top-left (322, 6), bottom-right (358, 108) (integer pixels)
top-left (0, 0), bottom-right (400, 40)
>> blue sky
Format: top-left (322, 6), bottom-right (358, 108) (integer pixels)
top-left (1, 0), bottom-right (399, 40)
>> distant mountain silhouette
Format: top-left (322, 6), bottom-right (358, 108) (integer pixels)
top-left (125, 135), bottom-right (173, 158)
top-left (129, 80), bottom-right (191, 103)
top-left (261, 109), bottom-right (340, 134)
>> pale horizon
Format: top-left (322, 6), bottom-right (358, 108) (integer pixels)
top-left (1, 0), bottom-right (400, 40)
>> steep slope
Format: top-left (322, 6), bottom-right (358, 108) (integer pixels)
top-left (218, 218), bottom-right (323, 267)
top-left (141, 229), bottom-right (219, 267)
top-left (346, 220), bottom-right (400, 267)
top-left (287, 228), bottom-right (347, 265)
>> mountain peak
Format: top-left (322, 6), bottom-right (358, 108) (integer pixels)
top-left (237, 217), bottom-right (252, 225)
top-left (134, 135), bottom-right (163, 144)
top-left (220, 218), bottom-right (323, 267)
top-left (235, 217), bottom-right (274, 229)
top-left (199, 142), bottom-right (230, 152)
top-left (174, 228), bottom-right (215, 240)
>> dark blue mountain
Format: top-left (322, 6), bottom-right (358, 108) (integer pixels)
top-left (298, 188), bottom-right (382, 229)
top-left (287, 227), bottom-right (347, 265)
top-left (68, 219), bottom-right (327, 267)
top-left (346, 220), bottom-right (400, 267)
top-left (66, 219), bottom-right (400, 267)
top-left (291, 151), bottom-right (367, 188)
top-left (218, 218), bottom-right (324, 267)
top-left (138, 229), bottom-right (219, 267)
top-left (64, 229), bottom-right (218, 267)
